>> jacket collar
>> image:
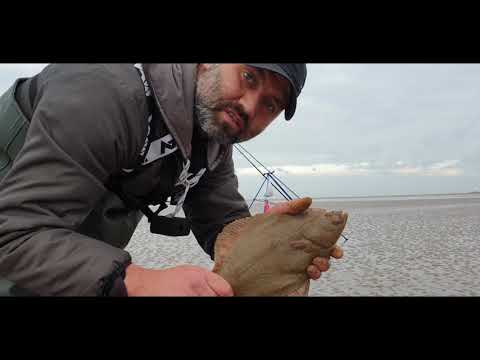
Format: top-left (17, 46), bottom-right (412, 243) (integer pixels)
top-left (143, 63), bottom-right (229, 171)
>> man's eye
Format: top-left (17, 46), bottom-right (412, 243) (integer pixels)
top-left (243, 71), bottom-right (254, 83)
top-left (266, 102), bottom-right (276, 114)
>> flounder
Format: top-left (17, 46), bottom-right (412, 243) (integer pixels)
top-left (213, 204), bottom-right (348, 296)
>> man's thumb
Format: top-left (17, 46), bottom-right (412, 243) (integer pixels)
top-left (269, 197), bottom-right (312, 215)
top-left (205, 272), bottom-right (234, 296)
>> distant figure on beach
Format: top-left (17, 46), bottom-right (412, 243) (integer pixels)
top-left (0, 64), bottom-right (343, 296)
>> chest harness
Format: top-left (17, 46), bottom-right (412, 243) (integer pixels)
top-left (122, 64), bottom-right (207, 236)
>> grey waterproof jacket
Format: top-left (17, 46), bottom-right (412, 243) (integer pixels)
top-left (0, 63), bottom-right (250, 296)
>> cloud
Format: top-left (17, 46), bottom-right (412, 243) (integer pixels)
top-left (282, 163), bottom-right (371, 176)
top-left (236, 162), bottom-right (371, 176)
top-left (426, 160), bottom-right (464, 176)
top-left (236, 160), bottom-right (464, 177)
top-left (391, 160), bottom-right (463, 176)
top-left (429, 160), bottom-right (460, 170)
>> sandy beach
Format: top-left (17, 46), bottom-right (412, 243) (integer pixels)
top-left (125, 193), bottom-right (480, 296)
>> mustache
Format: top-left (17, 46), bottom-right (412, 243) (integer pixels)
top-left (212, 101), bottom-right (249, 128)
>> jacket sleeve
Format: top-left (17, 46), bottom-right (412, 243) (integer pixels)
top-left (182, 147), bottom-right (251, 260)
top-left (0, 64), bottom-right (146, 296)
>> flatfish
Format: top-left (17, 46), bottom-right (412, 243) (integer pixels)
top-left (213, 202), bottom-right (348, 296)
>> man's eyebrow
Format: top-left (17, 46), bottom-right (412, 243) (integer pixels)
top-left (251, 67), bottom-right (267, 84)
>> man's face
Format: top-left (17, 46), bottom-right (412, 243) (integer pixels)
top-left (195, 64), bottom-right (291, 145)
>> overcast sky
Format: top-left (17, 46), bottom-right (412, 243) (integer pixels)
top-left (1, 63), bottom-right (479, 198)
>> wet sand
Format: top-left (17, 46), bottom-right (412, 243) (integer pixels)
top-left (126, 193), bottom-right (480, 296)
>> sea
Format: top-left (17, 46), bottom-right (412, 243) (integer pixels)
top-left (125, 193), bottom-right (480, 296)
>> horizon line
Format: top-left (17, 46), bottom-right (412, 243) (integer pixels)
top-left (244, 191), bottom-right (480, 202)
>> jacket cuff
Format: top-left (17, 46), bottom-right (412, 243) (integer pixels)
top-left (108, 276), bottom-right (128, 297)
top-left (99, 260), bottom-right (131, 296)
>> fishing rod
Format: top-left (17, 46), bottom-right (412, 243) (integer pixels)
top-left (235, 147), bottom-right (292, 200)
top-left (233, 143), bottom-right (350, 245)
top-left (234, 145), bottom-right (293, 201)
top-left (234, 144), bottom-right (297, 199)
top-left (234, 143), bottom-right (300, 197)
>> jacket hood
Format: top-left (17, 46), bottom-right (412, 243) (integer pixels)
top-left (143, 63), bottom-right (229, 171)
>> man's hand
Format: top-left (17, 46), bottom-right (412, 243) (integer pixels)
top-left (266, 197), bottom-right (344, 282)
top-left (124, 264), bottom-right (234, 296)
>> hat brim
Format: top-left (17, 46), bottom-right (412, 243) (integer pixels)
top-left (245, 63), bottom-right (297, 121)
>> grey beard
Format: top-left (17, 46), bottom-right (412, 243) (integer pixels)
top-left (194, 102), bottom-right (236, 145)
top-left (194, 64), bottom-right (237, 145)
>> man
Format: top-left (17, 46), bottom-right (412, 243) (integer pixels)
top-left (0, 63), bottom-right (342, 296)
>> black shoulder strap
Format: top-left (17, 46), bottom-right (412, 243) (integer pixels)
top-left (28, 75), bottom-right (38, 110)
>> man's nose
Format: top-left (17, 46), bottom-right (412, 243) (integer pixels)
top-left (239, 90), bottom-right (261, 122)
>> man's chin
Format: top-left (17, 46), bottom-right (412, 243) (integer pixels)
top-left (216, 124), bottom-right (241, 144)
top-left (206, 130), bottom-right (236, 145)
top-left (215, 136), bottom-right (237, 146)
top-left (198, 115), bottom-right (240, 144)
